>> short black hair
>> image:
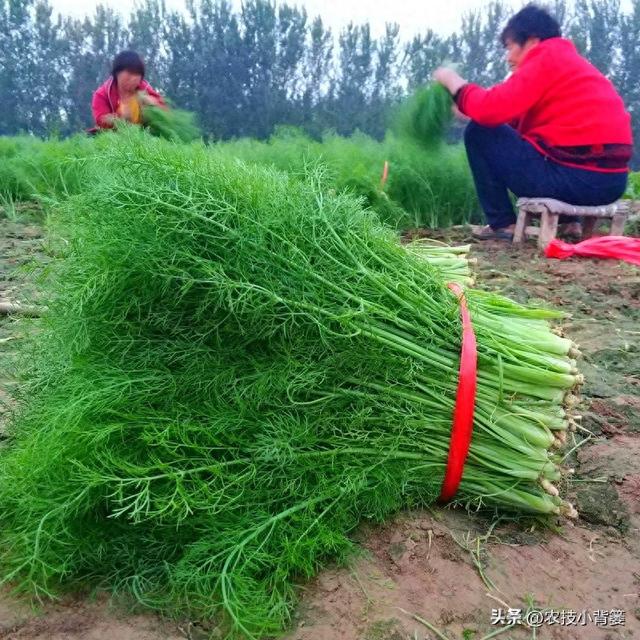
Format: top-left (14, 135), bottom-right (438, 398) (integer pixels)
top-left (500, 4), bottom-right (561, 46)
top-left (111, 50), bottom-right (145, 80)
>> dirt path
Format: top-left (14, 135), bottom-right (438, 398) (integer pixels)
top-left (0, 217), bottom-right (44, 427)
top-left (1, 219), bottom-right (638, 640)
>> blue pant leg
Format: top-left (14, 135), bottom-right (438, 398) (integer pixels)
top-left (464, 123), bottom-right (548, 229)
top-left (464, 122), bottom-right (628, 228)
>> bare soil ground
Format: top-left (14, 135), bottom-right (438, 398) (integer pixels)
top-left (0, 215), bottom-right (638, 640)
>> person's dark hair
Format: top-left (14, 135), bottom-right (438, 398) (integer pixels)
top-left (111, 50), bottom-right (145, 81)
top-left (500, 4), bottom-right (561, 46)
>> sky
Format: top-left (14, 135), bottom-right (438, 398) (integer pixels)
top-left (48, 0), bottom-right (526, 38)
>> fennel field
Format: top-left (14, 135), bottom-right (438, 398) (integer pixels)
top-left (0, 211), bottom-right (638, 640)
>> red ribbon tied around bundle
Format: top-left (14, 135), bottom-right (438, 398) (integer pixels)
top-left (545, 236), bottom-right (640, 266)
top-left (440, 282), bottom-right (478, 502)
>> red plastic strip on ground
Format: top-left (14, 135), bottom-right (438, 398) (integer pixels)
top-left (545, 236), bottom-right (640, 266)
top-left (439, 282), bottom-right (478, 502)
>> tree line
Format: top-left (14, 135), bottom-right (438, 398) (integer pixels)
top-left (1, 0), bottom-right (638, 160)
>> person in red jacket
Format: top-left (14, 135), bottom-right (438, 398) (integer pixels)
top-left (92, 50), bottom-right (164, 130)
top-left (433, 4), bottom-right (632, 240)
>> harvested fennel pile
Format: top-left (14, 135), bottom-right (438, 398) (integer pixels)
top-left (0, 129), bottom-right (579, 638)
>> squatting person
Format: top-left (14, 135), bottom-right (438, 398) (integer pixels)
top-left (91, 50), bottom-right (165, 130)
top-left (433, 3), bottom-right (633, 241)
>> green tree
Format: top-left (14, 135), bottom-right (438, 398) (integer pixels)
top-left (568, 0), bottom-right (621, 74)
top-left (240, 0), bottom-right (278, 138)
top-left (179, 0), bottom-right (246, 138)
top-left (163, 8), bottom-right (195, 112)
top-left (615, 0), bottom-right (640, 164)
top-left (332, 23), bottom-right (374, 135)
top-left (301, 16), bottom-right (333, 136)
top-left (26, 1), bottom-right (68, 136)
top-left (0, 0), bottom-right (36, 134)
top-left (457, 1), bottom-right (508, 85)
top-left (127, 0), bottom-right (167, 86)
top-left (404, 29), bottom-right (450, 89)
top-left (368, 23), bottom-right (401, 137)
top-left (63, 6), bottom-right (129, 131)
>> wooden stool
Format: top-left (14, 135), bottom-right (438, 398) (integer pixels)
top-left (513, 198), bottom-right (630, 249)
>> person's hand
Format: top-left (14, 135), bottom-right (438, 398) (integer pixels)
top-left (101, 113), bottom-right (117, 127)
top-left (139, 92), bottom-right (161, 107)
top-left (452, 103), bottom-right (470, 122)
top-left (432, 66), bottom-right (466, 96)
top-left (118, 100), bottom-right (133, 121)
